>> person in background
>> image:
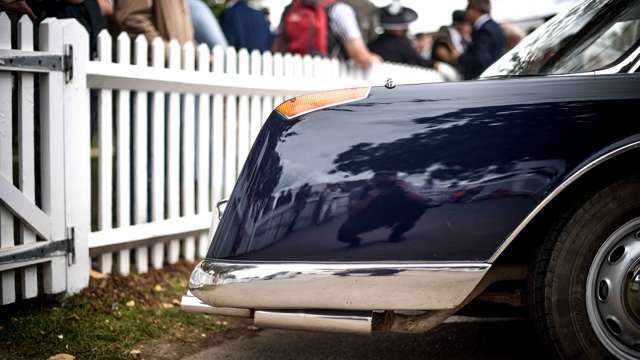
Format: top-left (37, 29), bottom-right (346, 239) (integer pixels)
top-left (457, 0), bottom-right (505, 79)
top-left (0, 0), bottom-right (36, 19)
top-left (273, 0), bottom-right (380, 70)
top-left (368, 2), bottom-right (436, 69)
top-left (188, 0), bottom-right (228, 48)
top-left (413, 32), bottom-right (433, 60)
top-left (219, 0), bottom-right (270, 52)
top-left (432, 10), bottom-right (470, 65)
top-left (341, 0), bottom-right (378, 44)
top-left (260, 7), bottom-right (275, 50)
top-left (502, 22), bottom-right (525, 52)
top-left (114, 0), bottom-right (193, 45)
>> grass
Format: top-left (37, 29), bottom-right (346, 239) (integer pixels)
top-left (0, 262), bottom-right (245, 360)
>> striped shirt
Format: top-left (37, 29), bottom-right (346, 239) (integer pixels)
top-left (327, 3), bottom-right (363, 43)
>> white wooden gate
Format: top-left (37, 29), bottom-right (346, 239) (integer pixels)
top-left (0, 14), bottom-right (89, 304)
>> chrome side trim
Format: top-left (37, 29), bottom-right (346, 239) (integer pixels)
top-left (254, 310), bottom-right (372, 334)
top-left (189, 260), bottom-right (490, 311)
top-left (180, 290), bottom-right (251, 317)
top-left (594, 43), bottom-right (640, 75)
top-left (489, 140), bottom-right (640, 262)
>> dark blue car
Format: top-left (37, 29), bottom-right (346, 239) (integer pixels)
top-left (183, 0), bottom-right (640, 358)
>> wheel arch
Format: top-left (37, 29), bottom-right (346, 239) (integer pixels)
top-left (491, 139), bottom-right (640, 265)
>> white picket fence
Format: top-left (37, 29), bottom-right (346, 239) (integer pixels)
top-left (0, 14), bottom-right (443, 303)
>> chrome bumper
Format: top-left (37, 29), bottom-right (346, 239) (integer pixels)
top-left (186, 260), bottom-right (490, 311)
top-left (180, 290), bottom-right (251, 317)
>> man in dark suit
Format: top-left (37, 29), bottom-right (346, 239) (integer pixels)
top-left (457, 0), bottom-right (505, 80)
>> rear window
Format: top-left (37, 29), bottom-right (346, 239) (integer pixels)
top-left (482, 0), bottom-right (640, 77)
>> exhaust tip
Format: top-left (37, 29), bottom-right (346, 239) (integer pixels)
top-left (254, 310), bottom-right (372, 334)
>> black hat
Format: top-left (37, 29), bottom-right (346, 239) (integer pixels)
top-left (452, 10), bottom-right (466, 24)
top-left (379, 1), bottom-right (418, 30)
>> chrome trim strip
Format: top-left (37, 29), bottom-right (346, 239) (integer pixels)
top-left (180, 290), bottom-right (251, 317)
top-left (189, 260), bottom-right (490, 311)
top-left (489, 140), bottom-right (640, 262)
top-left (594, 43), bottom-right (640, 75)
top-left (254, 310), bottom-right (372, 334)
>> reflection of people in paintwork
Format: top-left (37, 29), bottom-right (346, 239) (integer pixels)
top-left (313, 184), bottom-right (340, 225)
top-left (337, 171), bottom-right (428, 247)
top-left (275, 190), bottom-right (288, 208)
top-left (286, 183), bottom-right (312, 235)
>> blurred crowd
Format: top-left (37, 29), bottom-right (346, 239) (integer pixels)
top-left (1, 0), bottom-right (530, 79)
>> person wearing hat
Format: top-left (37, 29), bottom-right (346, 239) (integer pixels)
top-left (368, 1), bottom-right (436, 69)
top-left (431, 10), bottom-right (471, 66)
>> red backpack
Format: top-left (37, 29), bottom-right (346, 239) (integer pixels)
top-left (282, 0), bottom-right (337, 56)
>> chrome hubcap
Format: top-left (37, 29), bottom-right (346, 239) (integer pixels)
top-left (587, 218), bottom-right (640, 359)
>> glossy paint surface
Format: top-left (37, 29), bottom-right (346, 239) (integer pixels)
top-left (209, 74), bottom-right (640, 262)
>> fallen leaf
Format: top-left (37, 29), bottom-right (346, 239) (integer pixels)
top-left (67, 314), bottom-right (80, 321)
top-left (129, 349), bottom-right (141, 358)
top-left (126, 300), bottom-right (135, 307)
top-left (90, 270), bottom-right (106, 280)
top-left (161, 303), bottom-right (173, 309)
top-left (48, 354), bottom-right (75, 360)
top-left (171, 299), bottom-right (180, 306)
top-left (153, 284), bottom-right (164, 292)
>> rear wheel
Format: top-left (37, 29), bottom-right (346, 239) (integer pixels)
top-left (529, 177), bottom-right (640, 359)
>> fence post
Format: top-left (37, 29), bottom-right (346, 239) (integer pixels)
top-left (0, 13), bottom-right (15, 304)
top-left (211, 46), bottom-right (225, 231)
top-left (261, 51), bottom-right (274, 122)
top-left (196, 44), bottom-right (212, 258)
top-left (115, 32), bottom-right (131, 276)
top-left (96, 30), bottom-right (113, 274)
top-left (60, 19), bottom-right (90, 293)
top-left (237, 48), bottom-right (250, 170)
top-left (39, 17), bottom-right (68, 293)
top-left (150, 38), bottom-right (166, 270)
top-left (166, 40), bottom-right (181, 264)
top-left (224, 47), bottom-right (238, 198)
top-left (17, 16), bottom-right (38, 299)
top-left (133, 34), bottom-right (149, 273)
top-left (182, 42), bottom-right (196, 262)
top-left (249, 50), bottom-right (262, 143)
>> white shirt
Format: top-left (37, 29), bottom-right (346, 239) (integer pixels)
top-left (328, 3), bottom-right (362, 42)
top-left (474, 14), bottom-right (491, 30)
top-left (448, 27), bottom-right (465, 53)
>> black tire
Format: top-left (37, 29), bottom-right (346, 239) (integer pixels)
top-left (529, 176), bottom-right (640, 359)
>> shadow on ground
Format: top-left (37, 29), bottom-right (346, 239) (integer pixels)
top-left (185, 321), bottom-right (545, 360)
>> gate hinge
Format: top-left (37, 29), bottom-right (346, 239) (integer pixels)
top-left (0, 49), bottom-right (64, 73)
top-left (63, 44), bottom-right (73, 83)
top-left (0, 237), bottom-right (75, 269)
top-left (0, 47), bottom-right (73, 82)
top-left (66, 226), bottom-right (76, 265)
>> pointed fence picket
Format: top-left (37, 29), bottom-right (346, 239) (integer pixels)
top-left (1, 13), bottom-right (444, 302)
